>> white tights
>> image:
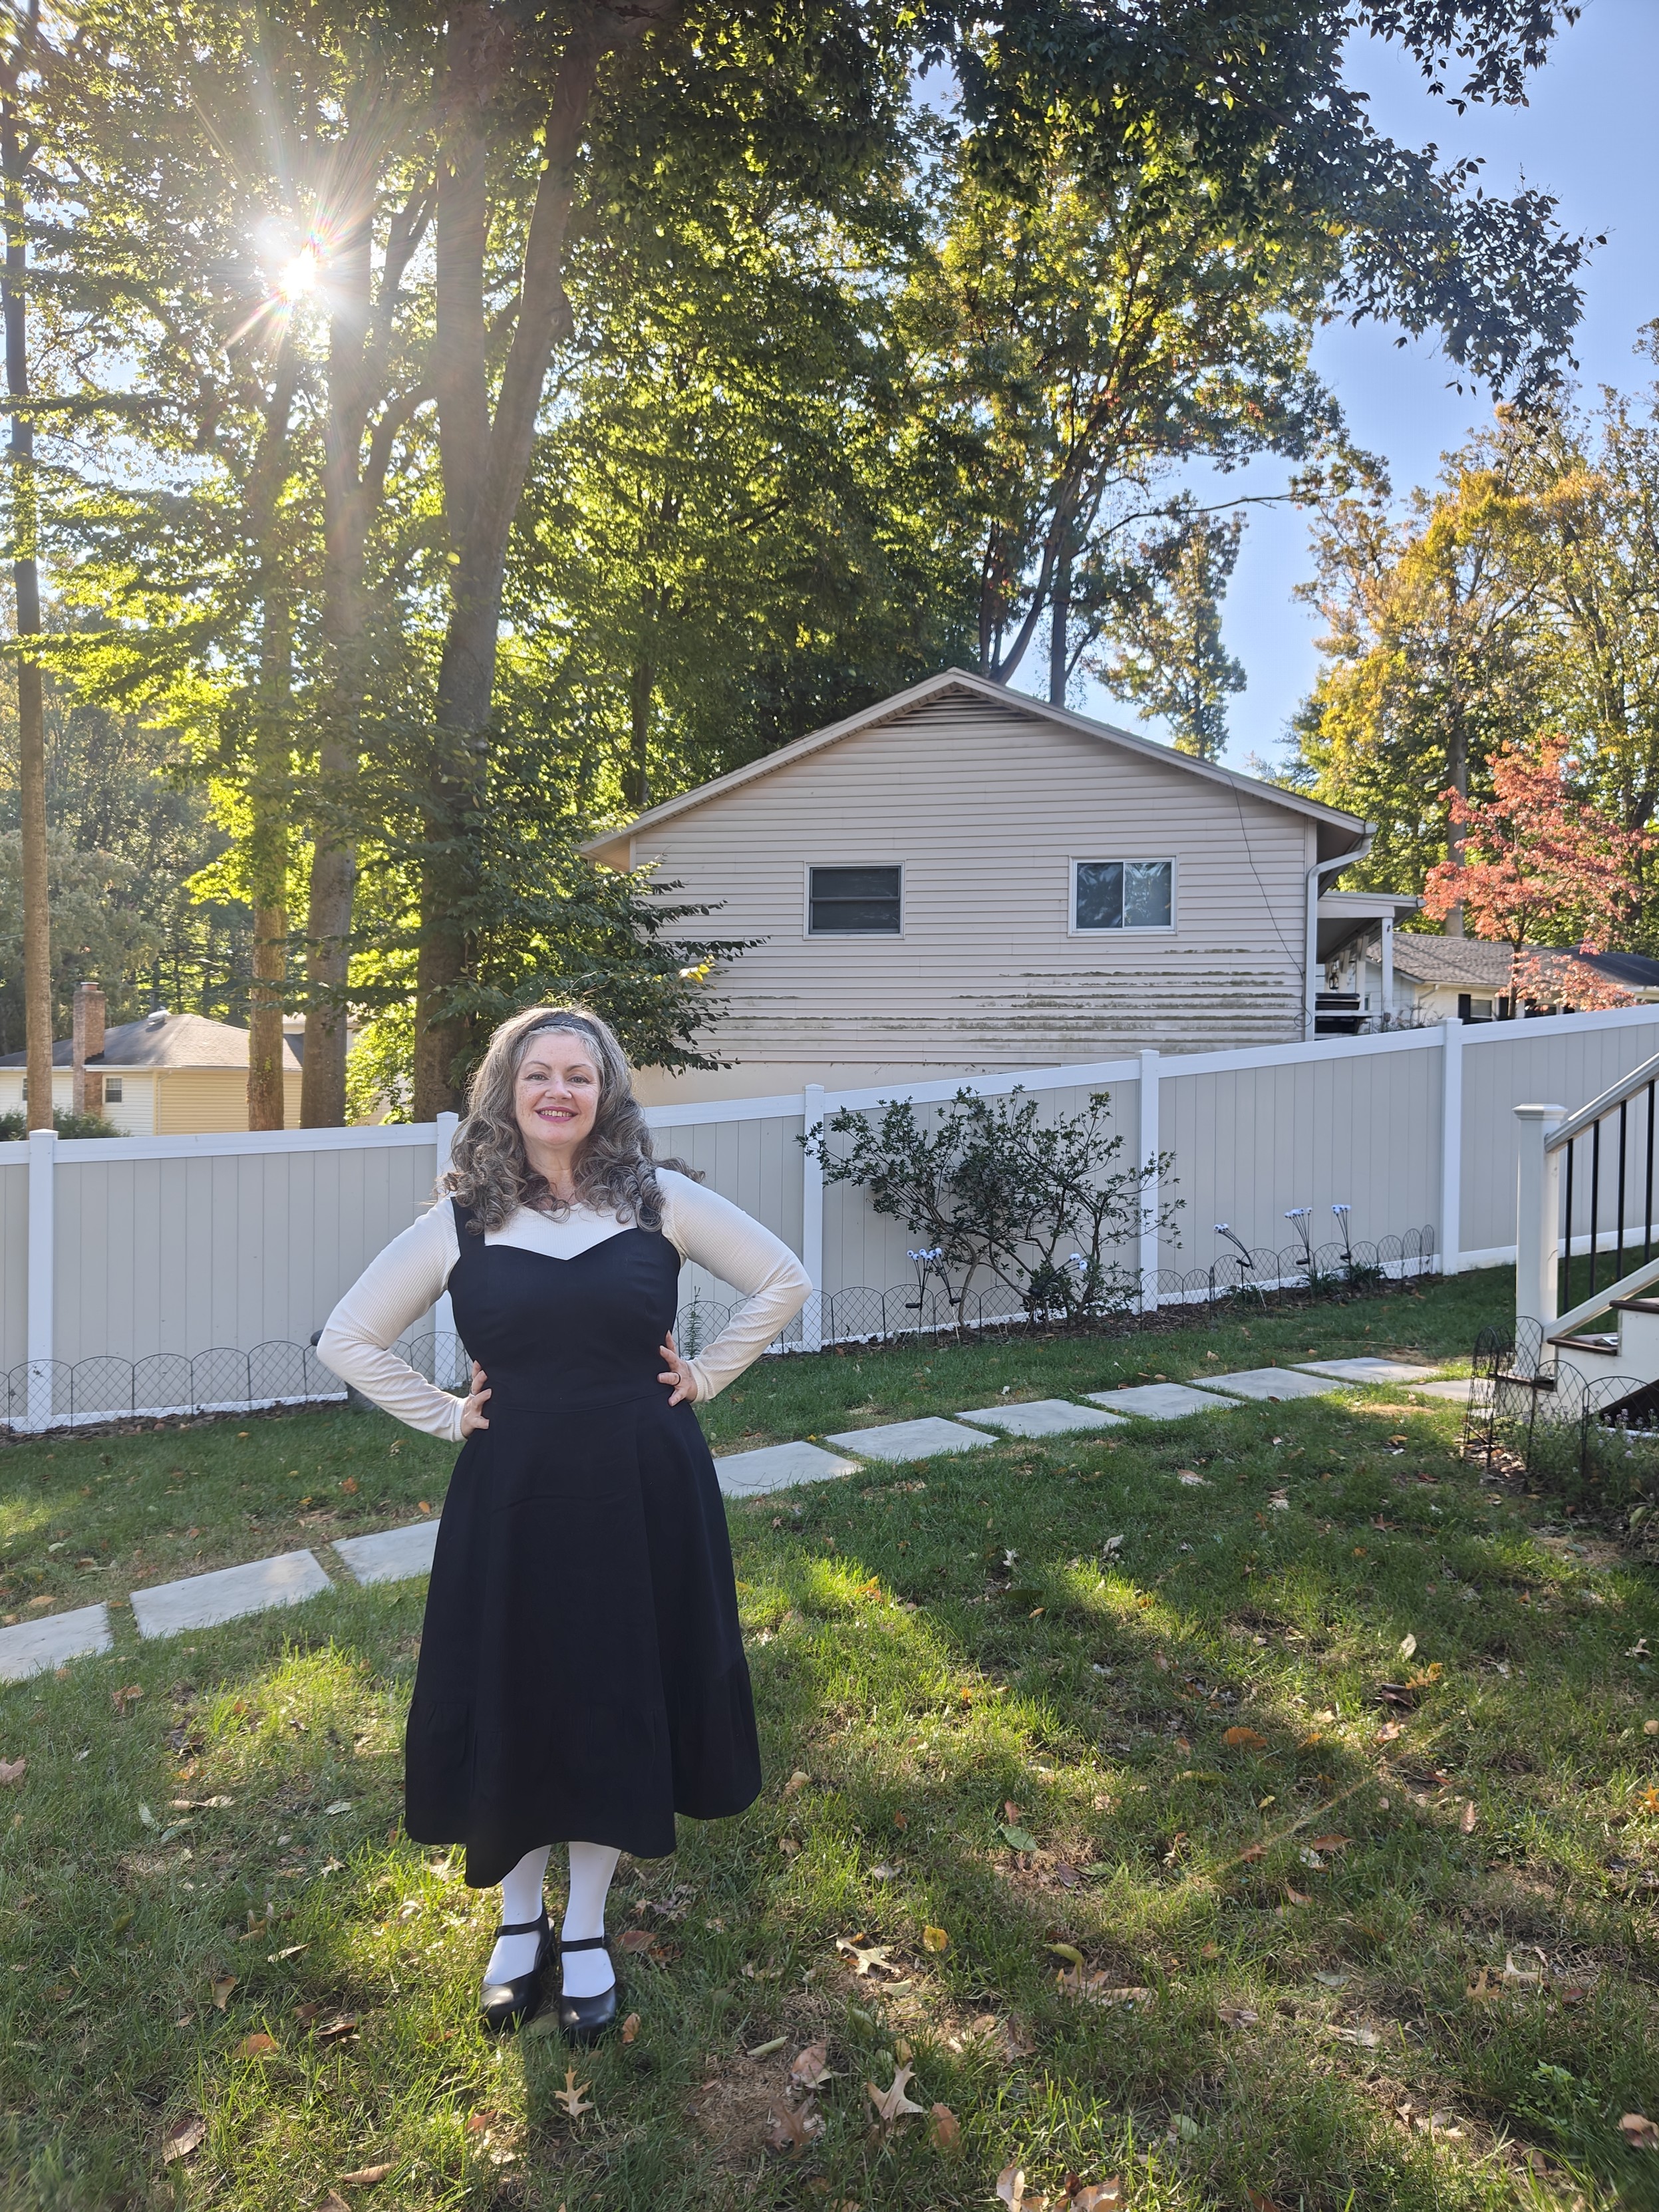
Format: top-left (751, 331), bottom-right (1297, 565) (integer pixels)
top-left (485, 1840), bottom-right (620, 1998)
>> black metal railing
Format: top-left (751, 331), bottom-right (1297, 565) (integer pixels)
top-left (1551, 1051), bottom-right (1659, 1316)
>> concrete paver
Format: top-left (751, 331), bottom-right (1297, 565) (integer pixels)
top-left (957, 1397), bottom-right (1124, 1437)
top-left (714, 1439), bottom-right (861, 1495)
top-left (1295, 1357), bottom-right (1441, 1384)
top-left (0, 1601), bottom-right (112, 1682)
top-left (1085, 1382), bottom-right (1235, 1420)
top-left (333, 1520), bottom-right (439, 1587)
top-left (824, 1416), bottom-right (998, 1463)
top-left (130, 1551), bottom-right (333, 1641)
top-left (1406, 1377), bottom-right (1474, 1402)
top-left (1197, 1366), bottom-right (1344, 1402)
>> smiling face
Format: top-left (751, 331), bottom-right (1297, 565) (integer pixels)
top-left (513, 1028), bottom-right (602, 1170)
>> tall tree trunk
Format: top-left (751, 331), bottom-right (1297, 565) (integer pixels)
top-left (1, 17), bottom-right (48, 1131)
top-left (303, 192), bottom-right (376, 1127)
top-left (629, 653), bottom-right (655, 808)
top-left (1047, 540), bottom-right (1072, 707)
top-left (413, 0), bottom-right (674, 1118)
top-left (246, 339), bottom-right (299, 1130)
top-left (1445, 705), bottom-right (1467, 937)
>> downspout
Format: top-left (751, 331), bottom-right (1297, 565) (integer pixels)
top-left (1304, 824), bottom-right (1376, 1040)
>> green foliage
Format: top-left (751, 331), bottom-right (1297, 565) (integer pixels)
top-left (0, 1104), bottom-right (119, 1140)
top-left (808, 1086), bottom-right (1181, 1323)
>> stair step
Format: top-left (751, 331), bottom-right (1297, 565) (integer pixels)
top-left (1610, 1297), bottom-right (1659, 1315)
top-left (1547, 1331), bottom-right (1620, 1353)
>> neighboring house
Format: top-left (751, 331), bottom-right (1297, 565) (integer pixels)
top-left (1328, 931), bottom-right (1646, 1025)
top-left (0, 1001), bottom-right (301, 1133)
top-left (582, 668), bottom-right (1398, 1102)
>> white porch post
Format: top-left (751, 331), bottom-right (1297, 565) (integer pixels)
top-left (1380, 917), bottom-right (1394, 1021)
top-left (25, 1126), bottom-right (56, 1432)
top-left (1137, 1048), bottom-right (1160, 1312)
top-left (1439, 1017), bottom-right (1463, 1276)
top-left (1514, 1102), bottom-right (1567, 1341)
top-left (801, 1084), bottom-right (825, 1352)
top-left (433, 1110), bottom-right (462, 1388)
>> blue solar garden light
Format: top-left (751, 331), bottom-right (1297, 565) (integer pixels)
top-left (1214, 1223), bottom-right (1255, 1269)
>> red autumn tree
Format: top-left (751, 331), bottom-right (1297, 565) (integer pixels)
top-left (1420, 731), bottom-right (1651, 1009)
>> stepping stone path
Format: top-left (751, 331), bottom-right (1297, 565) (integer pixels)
top-left (1295, 1357), bottom-right (1441, 1384)
top-left (957, 1397), bottom-right (1124, 1437)
top-left (0, 1352), bottom-right (1483, 1681)
top-left (1086, 1382), bottom-right (1233, 1420)
top-left (0, 1600), bottom-right (112, 1682)
top-left (824, 1415), bottom-right (997, 1462)
top-left (130, 1550), bottom-right (333, 1641)
top-left (1197, 1366), bottom-right (1344, 1402)
top-left (714, 1439), bottom-right (861, 1495)
top-left (334, 1521), bottom-right (440, 1587)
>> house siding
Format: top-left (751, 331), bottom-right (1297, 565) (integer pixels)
top-left (631, 695), bottom-right (1312, 1076)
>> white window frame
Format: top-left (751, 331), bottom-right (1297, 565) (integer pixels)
top-left (103, 1076), bottom-right (124, 1102)
top-left (1069, 856), bottom-right (1177, 937)
top-left (803, 862), bottom-right (906, 940)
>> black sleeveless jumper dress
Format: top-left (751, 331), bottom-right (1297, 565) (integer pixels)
top-left (403, 1199), bottom-right (762, 1887)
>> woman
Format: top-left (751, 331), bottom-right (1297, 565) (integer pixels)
top-left (317, 1006), bottom-right (810, 2039)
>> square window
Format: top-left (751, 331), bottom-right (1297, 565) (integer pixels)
top-left (808, 865), bottom-right (901, 935)
top-left (1074, 858), bottom-right (1172, 931)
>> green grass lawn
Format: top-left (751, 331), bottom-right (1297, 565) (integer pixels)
top-left (3, 1267), bottom-right (1658, 2211)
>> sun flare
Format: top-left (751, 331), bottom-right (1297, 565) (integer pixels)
top-left (277, 244), bottom-right (320, 301)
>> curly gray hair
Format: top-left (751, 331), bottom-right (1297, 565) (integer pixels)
top-left (441, 1005), bottom-right (690, 1233)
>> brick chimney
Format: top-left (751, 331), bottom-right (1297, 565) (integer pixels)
top-left (72, 981), bottom-right (106, 1116)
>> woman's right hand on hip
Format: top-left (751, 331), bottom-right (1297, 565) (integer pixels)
top-left (460, 1360), bottom-right (492, 1436)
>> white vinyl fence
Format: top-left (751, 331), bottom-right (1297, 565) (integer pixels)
top-left (6, 1002), bottom-right (1658, 1431)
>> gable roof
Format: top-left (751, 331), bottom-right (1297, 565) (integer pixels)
top-left (0, 1009), bottom-right (300, 1072)
top-left (580, 667), bottom-right (1368, 869)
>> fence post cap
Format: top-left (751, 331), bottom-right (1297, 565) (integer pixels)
top-left (1513, 1103), bottom-right (1567, 1122)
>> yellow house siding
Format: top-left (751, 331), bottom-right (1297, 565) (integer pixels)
top-left (155, 1070), bottom-right (251, 1134)
top-left (632, 694), bottom-right (1314, 1070)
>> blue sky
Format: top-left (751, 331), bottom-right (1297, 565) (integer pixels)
top-left (1045, 0), bottom-right (1659, 772)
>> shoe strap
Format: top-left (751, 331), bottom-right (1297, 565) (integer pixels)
top-left (492, 1910), bottom-right (549, 1939)
top-left (559, 1935), bottom-right (610, 1953)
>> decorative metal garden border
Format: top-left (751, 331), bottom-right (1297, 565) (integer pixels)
top-left (1, 1227), bottom-right (1436, 1436)
top-left (1462, 1314), bottom-right (1659, 1505)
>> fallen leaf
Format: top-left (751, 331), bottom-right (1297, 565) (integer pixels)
top-left (929, 2102), bottom-right (961, 2151)
top-left (621, 2012), bottom-right (641, 2044)
top-left (1314, 1971), bottom-right (1349, 1989)
top-left (618, 1928), bottom-right (660, 1955)
top-left (996, 2163), bottom-right (1026, 2209)
top-left (1239, 1842), bottom-right (1269, 1862)
top-left (1248, 2191), bottom-right (1286, 2212)
top-left (210, 1973), bottom-right (237, 2010)
top-left (553, 2068), bottom-right (592, 2121)
top-left (766, 2100), bottom-right (824, 2153)
top-left (791, 2041), bottom-right (831, 2088)
top-left (315, 2014), bottom-right (359, 2044)
top-left (236, 2032), bottom-right (278, 2057)
top-left (1048, 1941), bottom-right (1086, 1967)
top-left (1073, 2184), bottom-right (1122, 2211)
top-left (1644, 1785), bottom-right (1659, 1815)
top-left (867, 2061), bottom-right (927, 2124)
top-left (1177, 1470), bottom-right (1209, 1486)
top-left (1328, 2024), bottom-right (1380, 2048)
top-left (338, 2164), bottom-right (396, 2187)
top-left (161, 2114), bottom-right (207, 2163)
top-left (1058, 1968), bottom-right (1154, 2006)
top-left (1620, 2114), bottom-right (1659, 2151)
top-left (1375, 1722), bottom-right (1404, 1744)
top-left (0, 1756), bottom-right (25, 1786)
top-left (1218, 2000), bottom-right (1260, 2028)
top-left (1223, 1726), bottom-right (1268, 1751)
top-left (112, 1684), bottom-right (144, 1714)
top-left (323, 1800), bottom-right (353, 1816)
top-left (1306, 1834), bottom-right (1351, 1853)
top-left (782, 1768), bottom-right (810, 1796)
top-left (1459, 1800), bottom-right (1478, 1833)
top-left (1284, 1886), bottom-right (1311, 1907)
top-left (836, 1933), bottom-right (896, 1976)
top-left (1645, 1719), bottom-right (1658, 1736)
top-left (1398, 1633), bottom-right (1418, 1659)
top-left (922, 1923), bottom-right (950, 1952)
top-left (1000, 1823), bottom-right (1039, 1853)
top-left (317, 2196), bottom-right (351, 2212)
top-left (748, 2034), bottom-right (788, 2055)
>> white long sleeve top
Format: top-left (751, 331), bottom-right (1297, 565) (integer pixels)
top-left (316, 1168), bottom-right (810, 1444)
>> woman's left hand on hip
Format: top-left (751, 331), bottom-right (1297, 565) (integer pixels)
top-left (657, 1331), bottom-right (699, 1405)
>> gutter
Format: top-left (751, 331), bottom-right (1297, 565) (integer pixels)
top-left (1304, 824), bottom-right (1376, 1040)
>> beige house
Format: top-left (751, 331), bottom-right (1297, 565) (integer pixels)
top-left (1330, 931), bottom-right (1650, 1025)
top-left (583, 669), bottom-right (1383, 1102)
top-left (0, 1004), bottom-right (301, 1133)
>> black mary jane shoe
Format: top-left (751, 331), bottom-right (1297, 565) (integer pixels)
top-left (557, 1935), bottom-right (619, 2046)
top-left (478, 1908), bottom-right (551, 2034)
